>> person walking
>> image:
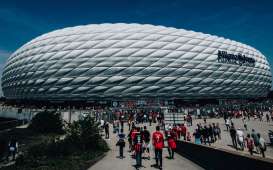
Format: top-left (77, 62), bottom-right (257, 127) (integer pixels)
top-left (203, 116), bottom-right (207, 124)
top-left (186, 132), bottom-right (191, 142)
top-left (215, 123), bottom-right (221, 140)
top-left (189, 115), bottom-right (193, 126)
top-left (130, 127), bottom-right (138, 152)
top-left (166, 128), bottom-right (176, 159)
top-left (116, 129), bottom-right (126, 159)
top-left (149, 113), bottom-right (153, 126)
top-left (152, 126), bottom-right (164, 169)
top-left (225, 118), bottom-right (231, 131)
top-left (208, 124), bottom-right (214, 143)
top-left (245, 134), bottom-right (254, 155)
top-left (142, 126), bottom-right (151, 160)
top-left (242, 118), bottom-right (248, 131)
top-left (104, 122), bottom-right (110, 139)
top-left (229, 124), bottom-right (237, 150)
top-left (180, 124), bottom-right (187, 140)
top-left (251, 129), bottom-right (260, 153)
top-left (120, 115), bottom-right (125, 132)
top-left (193, 129), bottom-right (201, 144)
top-left (134, 127), bottom-right (143, 168)
top-left (257, 133), bottom-right (267, 158)
top-left (236, 128), bottom-right (244, 150)
top-left (7, 136), bottom-right (18, 161)
top-left (203, 125), bottom-right (210, 145)
top-left (266, 114), bottom-right (270, 122)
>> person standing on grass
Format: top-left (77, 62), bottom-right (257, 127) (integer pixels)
top-left (152, 126), bottom-right (164, 169)
top-left (257, 133), bottom-right (267, 158)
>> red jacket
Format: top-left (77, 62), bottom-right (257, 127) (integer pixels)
top-left (181, 126), bottom-right (187, 135)
top-left (131, 129), bottom-right (137, 141)
top-left (153, 131), bottom-right (164, 149)
top-left (168, 138), bottom-right (177, 149)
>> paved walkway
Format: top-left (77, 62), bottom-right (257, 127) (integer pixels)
top-left (187, 118), bottom-right (273, 159)
top-left (89, 123), bottom-right (204, 170)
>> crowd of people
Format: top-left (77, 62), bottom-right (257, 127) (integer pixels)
top-left (192, 122), bottom-right (221, 145)
top-left (116, 121), bottom-right (166, 169)
top-left (95, 106), bottom-right (273, 170)
top-left (100, 112), bottom-right (177, 170)
top-left (228, 121), bottom-right (267, 158)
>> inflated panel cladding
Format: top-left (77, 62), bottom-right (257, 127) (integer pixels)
top-left (1, 23), bottom-right (272, 100)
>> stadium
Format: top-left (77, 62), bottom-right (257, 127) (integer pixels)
top-left (1, 23), bottom-right (272, 104)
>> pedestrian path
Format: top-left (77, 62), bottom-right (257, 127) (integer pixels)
top-left (187, 118), bottom-right (273, 159)
top-left (88, 123), bottom-right (204, 170)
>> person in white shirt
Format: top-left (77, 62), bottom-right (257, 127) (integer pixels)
top-left (100, 119), bottom-right (105, 129)
top-left (236, 128), bottom-right (244, 150)
top-left (225, 118), bottom-right (230, 131)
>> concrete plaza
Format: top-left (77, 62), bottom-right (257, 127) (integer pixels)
top-left (187, 117), bottom-right (273, 159)
top-left (89, 123), bottom-right (204, 170)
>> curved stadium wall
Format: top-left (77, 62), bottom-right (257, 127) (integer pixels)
top-left (1, 23), bottom-right (272, 100)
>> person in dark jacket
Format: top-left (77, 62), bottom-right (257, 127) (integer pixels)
top-left (142, 126), bottom-right (151, 159)
top-left (104, 122), bottom-right (109, 139)
top-left (116, 129), bottom-right (126, 159)
top-left (230, 124), bottom-right (237, 150)
top-left (203, 126), bottom-right (210, 145)
top-left (208, 124), bottom-right (214, 143)
top-left (7, 136), bottom-right (18, 161)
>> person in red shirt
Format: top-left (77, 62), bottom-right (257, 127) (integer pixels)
top-left (134, 127), bottom-right (143, 167)
top-left (172, 125), bottom-right (178, 141)
top-left (167, 127), bottom-right (177, 159)
top-left (131, 127), bottom-right (138, 152)
top-left (152, 126), bottom-right (164, 169)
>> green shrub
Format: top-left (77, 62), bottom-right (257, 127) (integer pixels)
top-left (28, 111), bottom-right (64, 134)
top-left (65, 114), bottom-right (109, 151)
top-left (14, 114), bottom-right (109, 169)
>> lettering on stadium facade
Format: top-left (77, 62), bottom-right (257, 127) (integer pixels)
top-left (217, 50), bottom-right (255, 67)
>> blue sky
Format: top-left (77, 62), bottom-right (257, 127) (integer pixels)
top-left (0, 0), bottom-right (273, 77)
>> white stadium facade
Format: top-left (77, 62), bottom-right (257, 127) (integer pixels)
top-left (1, 23), bottom-right (272, 103)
